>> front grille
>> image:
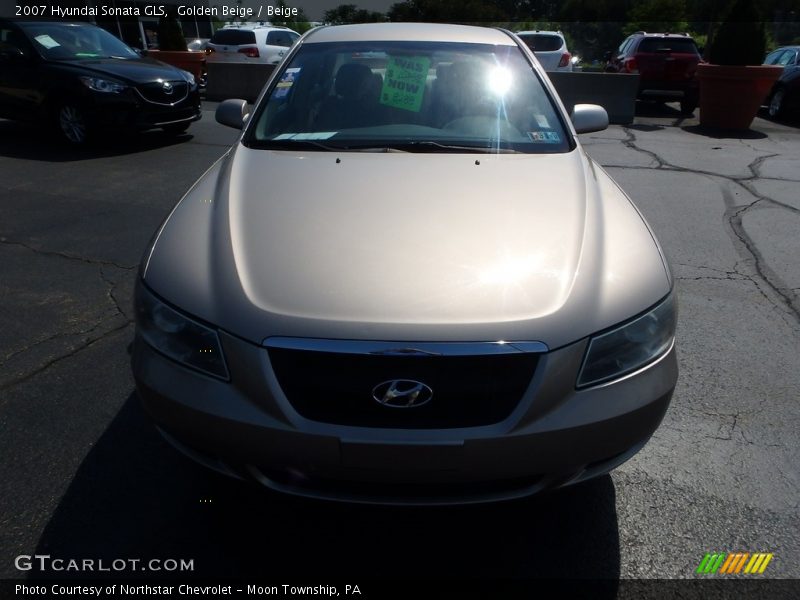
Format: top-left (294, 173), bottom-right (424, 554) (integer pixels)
top-left (267, 344), bottom-right (539, 429)
top-left (135, 81), bottom-right (189, 105)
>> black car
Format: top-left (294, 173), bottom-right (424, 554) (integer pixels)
top-left (763, 46), bottom-right (800, 118)
top-left (0, 19), bottom-right (201, 144)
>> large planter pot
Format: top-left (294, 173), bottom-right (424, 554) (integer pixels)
top-left (148, 50), bottom-right (206, 83)
top-left (697, 64), bottom-right (782, 130)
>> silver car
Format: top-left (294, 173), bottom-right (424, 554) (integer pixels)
top-left (132, 23), bottom-right (677, 504)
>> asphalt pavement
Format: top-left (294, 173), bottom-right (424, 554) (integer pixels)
top-left (0, 102), bottom-right (798, 581)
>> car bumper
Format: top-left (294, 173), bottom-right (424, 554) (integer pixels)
top-left (132, 328), bottom-right (677, 505)
top-left (637, 79), bottom-right (699, 99)
top-left (84, 89), bottom-right (202, 131)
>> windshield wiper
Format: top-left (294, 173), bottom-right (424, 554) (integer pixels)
top-left (359, 141), bottom-right (523, 153)
top-left (250, 139), bottom-right (523, 153)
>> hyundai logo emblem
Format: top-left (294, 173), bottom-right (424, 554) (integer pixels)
top-left (372, 379), bottom-right (433, 408)
top-left (162, 81), bottom-right (174, 95)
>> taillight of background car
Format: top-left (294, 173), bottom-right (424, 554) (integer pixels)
top-left (558, 52), bottom-right (572, 68)
top-left (238, 47), bottom-right (260, 58)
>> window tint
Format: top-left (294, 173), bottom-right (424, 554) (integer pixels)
top-left (518, 34), bottom-right (563, 52)
top-left (266, 31), bottom-right (295, 47)
top-left (778, 50), bottom-right (796, 66)
top-left (0, 26), bottom-right (30, 56)
top-left (638, 37), bottom-right (699, 54)
top-left (210, 29), bottom-right (256, 45)
top-left (764, 49), bottom-right (785, 65)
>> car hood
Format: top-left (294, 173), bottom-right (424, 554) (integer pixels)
top-left (54, 57), bottom-right (184, 84)
top-left (144, 146), bottom-right (671, 348)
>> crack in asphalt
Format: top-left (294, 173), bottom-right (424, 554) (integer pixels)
top-left (0, 311), bottom-right (122, 367)
top-left (99, 266), bottom-right (131, 321)
top-left (0, 252), bottom-right (134, 393)
top-left (607, 128), bottom-right (800, 324)
top-left (0, 321), bottom-right (133, 394)
top-left (0, 237), bottom-right (137, 270)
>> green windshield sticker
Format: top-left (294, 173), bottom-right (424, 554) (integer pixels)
top-left (380, 56), bottom-right (430, 112)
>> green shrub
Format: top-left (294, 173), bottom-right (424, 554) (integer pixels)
top-left (157, 11), bottom-right (187, 51)
top-left (707, 0), bottom-right (767, 66)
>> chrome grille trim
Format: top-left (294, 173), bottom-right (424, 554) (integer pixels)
top-left (134, 81), bottom-right (189, 106)
top-left (263, 337), bottom-right (548, 355)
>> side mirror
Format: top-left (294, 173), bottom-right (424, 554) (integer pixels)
top-left (216, 98), bottom-right (249, 130)
top-left (571, 104), bottom-right (609, 134)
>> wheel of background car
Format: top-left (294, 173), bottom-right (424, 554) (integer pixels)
top-left (56, 103), bottom-right (90, 145)
top-left (768, 88), bottom-right (785, 118)
top-left (162, 122), bottom-right (191, 135)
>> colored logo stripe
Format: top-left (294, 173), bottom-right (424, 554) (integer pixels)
top-left (697, 552), bottom-right (773, 575)
top-left (696, 553), bottom-right (725, 574)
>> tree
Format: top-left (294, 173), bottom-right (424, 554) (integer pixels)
top-left (324, 4), bottom-right (385, 24)
top-left (623, 0), bottom-right (689, 35)
top-left (270, 1), bottom-right (314, 33)
top-left (387, 0), bottom-right (509, 23)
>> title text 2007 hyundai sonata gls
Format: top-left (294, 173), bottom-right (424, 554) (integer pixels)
top-left (132, 23), bottom-right (677, 504)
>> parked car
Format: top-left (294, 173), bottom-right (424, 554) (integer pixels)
top-left (133, 22), bottom-right (678, 505)
top-left (206, 24), bottom-right (299, 65)
top-left (606, 31), bottom-right (702, 115)
top-left (0, 19), bottom-right (201, 144)
top-left (515, 30), bottom-right (573, 71)
top-left (763, 46), bottom-right (800, 118)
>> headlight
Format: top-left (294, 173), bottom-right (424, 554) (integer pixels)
top-left (135, 283), bottom-right (229, 380)
top-left (79, 76), bottom-right (127, 93)
top-left (181, 70), bottom-right (196, 87)
top-left (577, 293), bottom-right (676, 388)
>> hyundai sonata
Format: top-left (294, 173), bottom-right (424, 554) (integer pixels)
top-left (132, 23), bottom-right (678, 504)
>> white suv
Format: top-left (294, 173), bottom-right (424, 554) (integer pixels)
top-left (207, 25), bottom-right (300, 65)
top-left (515, 30), bottom-right (573, 72)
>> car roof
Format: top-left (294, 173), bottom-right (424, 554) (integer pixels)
top-left (516, 31), bottom-right (563, 37)
top-left (305, 23), bottom-right (515, 46)
top-left (221, 24), bottom-right (294, 31)
top-left (633, 32), bottom-right (694, 38)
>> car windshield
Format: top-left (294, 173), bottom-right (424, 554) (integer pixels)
top-left (19, 22), bottom-right (138, 60)
top-left (638, 38), bottom-right (699, 54)
top-left (247, 40), bottom-right (571, 154)
top-left (518, 34), bottom-right (563, 52)
top-left (210, 29), bottom-right (257, 45)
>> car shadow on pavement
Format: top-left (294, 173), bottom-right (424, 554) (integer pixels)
top-left (757, 108), bottom-right (800, 129)
top-left (34, 393), bottom-right (621, 585)
top-left (0, 120), bottom-right (192, 162)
